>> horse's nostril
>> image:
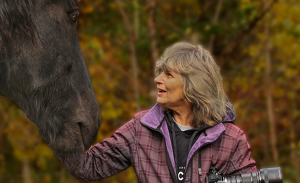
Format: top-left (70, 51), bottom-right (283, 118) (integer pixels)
top-left (78, 122), bottom-right (83, 130)
top-left (78, 116), bottom-right (99, 150)
top-left (78, 122), bottom-right (88, 150)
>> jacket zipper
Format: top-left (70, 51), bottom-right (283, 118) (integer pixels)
top-left (184, 130), bottom-right (225, 182)
top-left (141, 121), bottom-right (226, 183)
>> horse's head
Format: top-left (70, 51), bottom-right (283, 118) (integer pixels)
top-left (0, 0), bottom-right (100, 157)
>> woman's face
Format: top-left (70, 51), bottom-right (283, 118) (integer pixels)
top-left (154, 70), bottom-right (186, 109)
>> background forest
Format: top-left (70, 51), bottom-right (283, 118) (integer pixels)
top-left (0, 0), bottom-right (300, 182)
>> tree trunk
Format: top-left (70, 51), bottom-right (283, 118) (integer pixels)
top-left (59, 166), bottom-right (66, 183)
top-left (115, 0), bottom-right (140, 112)
top-left (146, 0), bottom-right (159, 102)
top-left (208, 0), bottom-right (224, 52)
top-left (22, 156), bottom-right (32, 183)
top-left (291, 101), bottom-right (300, 180)
top-left (263, 0), bottom-right (279, 166)
top-left (134, 0), bottom-right (139, 41)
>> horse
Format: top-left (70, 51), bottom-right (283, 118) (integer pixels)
top-left (0, 0), bottom-right (101, 178)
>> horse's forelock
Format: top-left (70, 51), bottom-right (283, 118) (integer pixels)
top-left (0, 0), bottom-right (81, 57)
top-left (0, 0), bottom-right (36, 56)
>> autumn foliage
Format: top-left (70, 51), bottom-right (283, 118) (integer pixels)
top-left (0, 0), bottom-right (300, 182)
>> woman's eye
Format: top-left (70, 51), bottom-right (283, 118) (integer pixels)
top-left (166, 72), bottom-right (173, 77)
top-left (69, 11), bottom-right (79, 23)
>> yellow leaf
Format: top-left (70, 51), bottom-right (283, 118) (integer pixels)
top-left (82, 6), bottom-right (94, 13)
top-left (43, 174), bottom-right (52, 182)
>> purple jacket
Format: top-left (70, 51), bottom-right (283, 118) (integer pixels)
top-left (75, 103), bottom-right (257, 182)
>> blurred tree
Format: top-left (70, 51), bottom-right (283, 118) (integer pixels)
top-left (1, 0), bottom-right (300, 182)
top-left (263, 0), bottom-right (279, 166)
top-left (146, 0), bottom-right (160, 102)
top-left (115, 0), bottom-right (141, 112)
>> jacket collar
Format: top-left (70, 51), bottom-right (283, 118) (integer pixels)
top-left (140, 103), bottom-right (165, 129)
top-left (223, 100), bottom-right (236, 123)
top-left (141, 102), bottom-right (236, 128)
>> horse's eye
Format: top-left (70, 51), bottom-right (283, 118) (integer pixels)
top-left (69, 11), bottom-right (79, 23)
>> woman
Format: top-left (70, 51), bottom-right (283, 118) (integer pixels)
top-left (75, 42), bottom-right (257, 183)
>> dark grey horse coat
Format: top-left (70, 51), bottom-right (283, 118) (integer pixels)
top-left (0, 0), bottom-right (101, 178)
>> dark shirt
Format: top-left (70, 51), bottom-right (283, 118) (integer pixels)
top-left (165, 112), bottom-right (209, 182)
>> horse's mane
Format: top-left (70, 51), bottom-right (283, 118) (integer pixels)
top-left (0, 0), bottom-right (80, 57)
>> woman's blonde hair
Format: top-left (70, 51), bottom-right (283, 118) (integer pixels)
top-left (155, 42), bottom-right (230, 127)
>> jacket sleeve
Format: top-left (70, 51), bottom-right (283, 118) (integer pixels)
top-left (224, 128), bottom-right (257, 176)
top-left (74, 118), bottom-right (137, 181)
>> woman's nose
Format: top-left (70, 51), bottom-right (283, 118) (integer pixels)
top-left (154, 73), bottom-right (163, 84)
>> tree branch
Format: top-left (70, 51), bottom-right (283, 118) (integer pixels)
top-left (208, 0), bottom-right (224, 52)
top-left (220, 0), bottom-right (277, 57)
top-left (115, 0), bottom-right (140, 111)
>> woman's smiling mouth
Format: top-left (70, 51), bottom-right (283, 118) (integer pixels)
top-left (158, 88), bottom-right (166, 95)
